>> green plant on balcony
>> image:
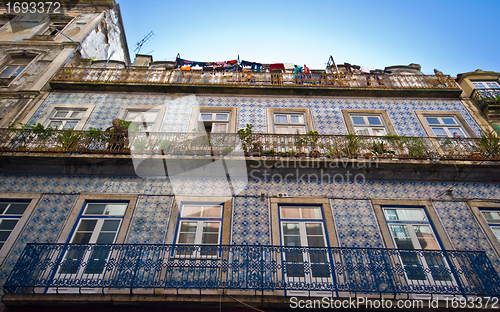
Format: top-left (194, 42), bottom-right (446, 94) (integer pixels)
top-left (158, 139), bottom-right (175, 154)
top-left (342, 134), bottom-right (361, 157)
top-left (9, 122), bottom-right (55, 150)
top-left (370, 141), bottom-right (396, 156)
top-left (478, 129), bottom-right (500, 157)
top-left (57, 129), bottom-right (81, 150)
top-left (405, 138), bottom-right (427, 158)
top-left (237, 124), bottom-right (254, 153)
top-left (261, 148), bottom-right (275, 155)
top-left (222, 147), bottom-right (233, 155)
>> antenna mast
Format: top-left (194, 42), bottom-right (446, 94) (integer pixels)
top-left (134, 31), bottom-right (155, 54)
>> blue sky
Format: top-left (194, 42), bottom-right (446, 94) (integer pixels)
top-left (116, 0), bottom-right (500, 76)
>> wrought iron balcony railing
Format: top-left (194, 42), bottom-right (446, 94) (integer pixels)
top-left (1, 128), bottom-right (498, 161)
top-left (52, 68), bottom-right (459, 90)
top-left (471, 88), bottom-right (500, 115)
top-left (4, 243), bottom-right (500, 296)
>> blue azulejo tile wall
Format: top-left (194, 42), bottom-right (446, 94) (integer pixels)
top-left (125, 195), bottom-right (174, 244)
top-left (0, 194), bottom-right (78, 293)
top-left (232, 196), bottom-right (270, 245)
top-left (330, 199), bottom-right (384, 248)
top-left (28, 92), bottom-right (481, 136)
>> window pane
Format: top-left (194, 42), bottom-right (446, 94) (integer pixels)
top-left (202, 205), bottom-right (222, 218)
top-left (200, 113), bottom-right (212, 121)
top-left (127, 112), bottom-right (142, 120)
top-left (182, 206), bottom-right (202, 218)
top-left (351, 116), bottom-right (365, 125)
top-left (367, 116), bottom-right (382, 125)
top-left (275, 126), bottom-right (288, 134)
top-left (77, 220), bottom-right (97, 232)
top-left (282, 223), bottom-right (300, 236)
top-left (72, 232), bottom-right (92, 244)
top-left (63, 121), bottom-right (77, 130)
top-left (0, 231), bottom-right (12, 242)
top-left (305, 223), bottom-right (324, 236)
top-left (48, 121), bottom-right (62, 129)
top-left (201, 233), bottom-right (218, 244)
top-left (104, 204), bottom-right (127, 216)
top-left (482, 211), bottom-right (500, 222)
top-left (426, 117), bottom-right (440, 125)
top-left (290, 115), bottom-right (304, 124)
top-left (372, 128), bottom-right (387, 136)
top-left (307, 235), bottom-right (325, 247)
top-left (0, 204), bottom-right (7, 215)
top-left (431, 128), bottom-right (447, 137)
top-left (0, 219), bottom-right (18, 230)
top-left (180, 222), bottom-right (197, 233)
top-left (101, 220), bottom-right (120, 232)
top-left (291, 126), bottom-right (305, 134)
top-left (212, 123), bottom-right (228, 133)
top-left (5, 203), bottom-right (28, 215)
top-left (492, 227), bottom-right (500, 241)
top-left (202, 222), bottom-right (219, 233)
top-left (12, 66), bottom-right (25, 77)
top-left (84, 204), bottom-right (106, 215)
top-left (275, 114), bottom-right (288, 124)
top-left (283, 235), bottom-right (301, 247)
top-left (442, 118), bottom-right (457, 125)
top-left (385, 208), bottom-right (427, 221)
top-left (355, 128), bottom-right (370, 135)
top-left (281, 207), bottom-right (301, 219)
top-left (143, 111), bottom-right (158, 123)
top-left (301, 207), bottom-right (322, 219)
top-left (449, 128), bottom-right (465, 137)
top-left (390, 225), bottom-right (415, 249)
top-left (0, 66), bottom-right (16, 78)
top-left (54, 110), bottom-right (69, 118)
top-left (215, 113), bottom-right (228, 121)
top-left (413, 225), bottom-right (439, 250)
top-left (96, 232), bottom-right (117, 244)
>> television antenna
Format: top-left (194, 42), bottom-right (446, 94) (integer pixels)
top-left (134, 31), bottom-right (155, 54)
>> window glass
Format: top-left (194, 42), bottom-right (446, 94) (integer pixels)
top-left (481, 209), bottom-right (500, 242)
top-left (0, 201), bottom-right (29, 250)
top-left (273, 112), bottom-right (307, 134)
top-left (349, 113), bottom-right (389, 136)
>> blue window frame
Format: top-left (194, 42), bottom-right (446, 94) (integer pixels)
top-left (0, 200), bottom-right (29, 250)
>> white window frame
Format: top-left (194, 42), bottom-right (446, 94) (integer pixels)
top-left (349, 113), bottom-right (389, 136)
top-left (46, 108), bottom-right (88, 130)
top-left (36, 104), bottom-right (95, 131)
top-left (57, 202), bottom-right (128, 277)
top-left (174, 204), bottom-right (223, 258)
top-left (0, 194), bottom-right (39, 266)
top-left (415, 111), bottom-right (476, 139)
top-left (118, 106), bottom-right (165, 133)
top-left (423, 115), bottom-right (469, 138)
top-left (273, 112), bottom-right (307, 134)
top-left (472, 81), bottom-right (500, 89)
top-left (480, 209), bottom-right (500, 242)
top-left (383, 207), bottom-right (455, 285)
top-left (198, 111), bottom-right (230, 133)
top-left (0, 53), bottom-right (37, 86)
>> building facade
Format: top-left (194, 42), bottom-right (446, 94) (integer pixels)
top-left (0, 5), bottom-right (499, 311)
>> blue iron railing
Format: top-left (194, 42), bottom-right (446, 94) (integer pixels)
top-left (4, 244), bottom-right (500, 296)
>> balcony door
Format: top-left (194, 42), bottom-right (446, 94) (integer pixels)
top-left (280, 206), bottom-right (333, 297)
top-left (49, 202), bottom-right (127, 293)
top-left (383, 207), bottom-right (455, 290)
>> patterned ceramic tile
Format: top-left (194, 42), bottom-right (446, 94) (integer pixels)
top-left (0, 194), bottom-right (78, 291)
top-left (330, 199), bottom-right (384, 248)
top-left (125, 195), bottom-right (174, 244)
top-left (232, 196), bottom-right (270, 245)
top-left (28, 93), bottom-right (482, 137)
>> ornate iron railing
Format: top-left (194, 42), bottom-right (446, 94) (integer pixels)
top-left (0, 128), bottom-right (498, 161)
top-left (471, 88), bottom-right (500, 117)
top-left (4, 244), bottom-right (500, 296)
top-left (52, 68), bottom-right (459, 90)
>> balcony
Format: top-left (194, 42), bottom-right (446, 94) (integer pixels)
top-left (0, 128), bottom-right (498, 162)
top-left (50, 68), bottom-right (462, 97)
top-left (471, 88), bottom-right (500, 122)
top-left (3, 243), bottom-right (499, 297)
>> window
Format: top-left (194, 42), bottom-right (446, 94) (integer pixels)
top-left (59, 202), bottom-right (127, 275)
top-left (472, 81), bottom-right (500, 89)
top-left (0, 54), bottom-right (35, 85)
top-left (46, 108), bottom-right (87, 130)
top-left (280, 206), bottom-right (330, 279)
top-left (424, 115), bottom-right (469, 138)
top-left (349, 113), bottom-right (389, 136)
top-left (0, 201), bottom-right (29, 250)
top-left (175, 204), bottom-right (223, 257)
top-left (480, 210), bottom-right (500, 242)
top-left (273, 112), bottom-right (306, 134)
top-left (383, 207), bottom-right (452, 283)
top-left (32, 16), bottom-right (72, 40)
top-left (199, 111), bottom-right (230, 133)
top-left (124, 109), bottom-right (159, 132)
